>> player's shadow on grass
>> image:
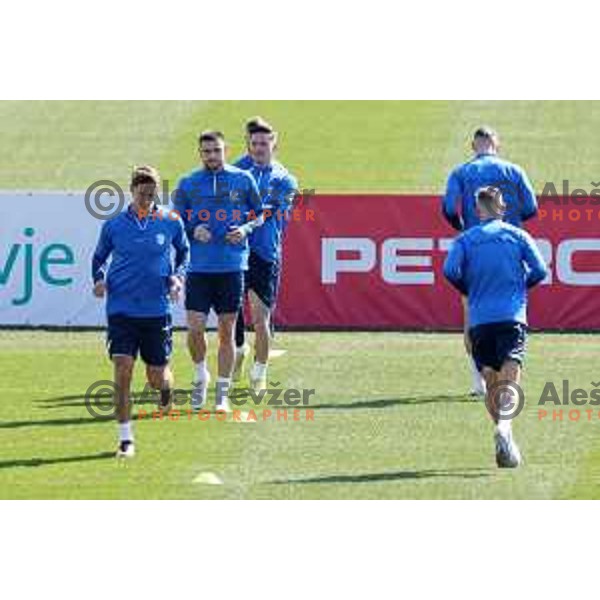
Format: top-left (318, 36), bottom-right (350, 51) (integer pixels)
top-left (0, 451), bottom-right (115, 469)
top-left (36, 398), bottom-right (162, 410)
top-left (34, 393), bottom-right (163, 409)
top-left (34, 393), bottom-right (92, 403)
top-left (311, 394), bottom-right (475, 411)
top-left (271, 468), bottom-right (491, 485)
top-left (0, 414), bottom-right (143, 429)
top-left (33, 393), bottom-right (102, 409)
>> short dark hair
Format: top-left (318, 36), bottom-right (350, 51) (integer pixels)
top-left (245, 116), bottom-right (275, 136)
top-left (473, 126), bottom-right (498, 142)
top-left (131, 165), bottom-right (160, 188)
top-left (198, 130), bottom-right (225, 145)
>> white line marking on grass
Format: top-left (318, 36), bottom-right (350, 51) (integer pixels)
top-left (269, 349), bottom-right (287, 359)
top-left (193, 472), bottom-right (224, 485)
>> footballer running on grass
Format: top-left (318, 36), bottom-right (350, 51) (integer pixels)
top-left (442, 127), bottom-right (538, 398)
top-left (233, 116), bottom-right (299, 390)
top-left (444, 186), bottom-right (547, 468)
top-left (173, 131), bottom-right (263, 413)
top-left (92, 166), bottom-right (190, 458)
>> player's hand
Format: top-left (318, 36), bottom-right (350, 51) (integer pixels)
top-left (225, 226), bottom-right (247, 244)
top-left (169, 275), bottom-right (184, 302)
top-left (193, 225), bottom-right (211, 243)
top-left (93, 280), bottom-right (106, 298)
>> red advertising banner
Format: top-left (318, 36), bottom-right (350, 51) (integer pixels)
top-left (276, 195), bottom-right (600, 330)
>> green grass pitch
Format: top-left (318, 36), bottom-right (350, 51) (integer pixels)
top-left (1, 330), bottom-right (599, 499)
top-left (1, 101), bottom-right (599, 498)
top-left (2, 100), bottom-right (600, 193)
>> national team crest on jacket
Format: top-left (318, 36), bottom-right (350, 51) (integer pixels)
top-left (229, 188), bottom-right (243, 204)
top-left (156, 233), bottom-right (166, 246)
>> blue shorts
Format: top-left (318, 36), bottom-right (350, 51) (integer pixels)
top-left (469, 321), bottom-right (527, 372)
top-left (185, 272), bottom-right (244, 315)
top-left (246, 251), bottom-right (280, 308)
top-left (107, 314), bottom-right (172, 366)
